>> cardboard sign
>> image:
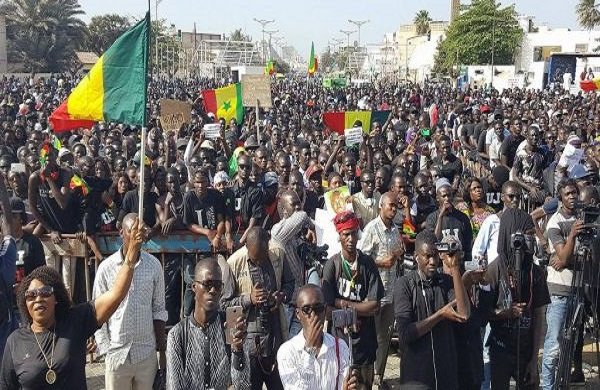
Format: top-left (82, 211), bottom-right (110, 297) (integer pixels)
top-left (344, 127), bottom-right (364, 146)
top-left (241, 74), bottom-right (272, 108)
top-left (203, 123), bottom-right (221, 140)
top-left (159, 99), bottom-right (192, 131)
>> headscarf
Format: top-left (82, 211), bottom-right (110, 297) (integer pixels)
top-left (228, 146), bottom-right (245, 177)
top-left (333, 211), bottom-right (360, 233)
top-left (497, 208), bottom-right (535, 269)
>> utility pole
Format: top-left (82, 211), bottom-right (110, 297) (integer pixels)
top-left (491, 4), bottom-right (496, 89)
top-left (348, 19), bottom-right (369, 48)
top-left (253, 18), bottom-right (275, 61)
top-left (154, 0), bottom-right (163, 74)
top-left (340, 29), bottom-right (356, 73)
top-left (264, 29), bottom-right (279, 61)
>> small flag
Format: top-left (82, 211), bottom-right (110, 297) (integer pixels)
top-left (264, 60), bottom-right (275, 75)
top-left (69, 174), bottom-right (90, 196)
top-left (202, 84), bottom-right (244, 124)
top-left (402, 218), bottom-right (417, 238)
top-left (308, 41), bottom-right (318, 76)
top-left (580, 78), bottom-right (600, 92)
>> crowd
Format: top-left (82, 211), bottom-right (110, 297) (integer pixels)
top-left (0, 72), bottom-right (598, 390)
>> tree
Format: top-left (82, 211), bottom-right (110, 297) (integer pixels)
top-left (577, 0), bottom-right (600, 30)
top-left (84, 14), bottom-right (131, 55)
top-left (228, 28), bottom-right (251, 42)
top-left (414, 10), bottom-right (432, 35)
top-left (433, 0), bottom-right (523, 77)
top-left (1, 0), bottom-right (87, 72)
top-left (320, 49), bottom-right (335, 72)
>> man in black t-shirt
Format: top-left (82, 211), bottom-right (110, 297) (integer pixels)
top-left (231, 155), bottom-right (264, 245)
top-left (499, 119), bottom-right (525, 168)
top-left (425, 184), bottom-right (473, 263)
top-left (118, 166), bottom-right (160, 232)
top-left (431, 135), bottom-right (463, 190)
top-left (321, 211), bottom-right (384, 389)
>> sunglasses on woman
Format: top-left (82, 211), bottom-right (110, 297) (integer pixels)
top-left (25, 286), bottom-right (54, 300)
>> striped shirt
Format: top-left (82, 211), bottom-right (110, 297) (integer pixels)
top-left (271, 210), bottom-right (312, 289)
top-left (166, 315), bottom-right (250, 390)
top-left (277, 332), bottom-right (350, 390)
top-left (93, 248), bottom-right (168, 370)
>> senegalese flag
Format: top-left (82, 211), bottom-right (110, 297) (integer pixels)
top-left (580, 78), bottom-right (600, 92)
top-left (49, 13), bottom-right (150, 132)
top-left (69, 174), bottom-right (91, 196)
top-left (323, 110), bottom-right (391, 134)
top-left (308, 41), bottom-right (318, 76)
top-left (202, 83), bottom-right (244, 124)
top-left (264, 60), bottom-right (275, 75)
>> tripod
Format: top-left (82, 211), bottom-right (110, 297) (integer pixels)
top-left (553, 242), bottom-right (590, 390)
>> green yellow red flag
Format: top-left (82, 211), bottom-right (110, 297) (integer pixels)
top-left (201, 84), bottom-right (244, 124)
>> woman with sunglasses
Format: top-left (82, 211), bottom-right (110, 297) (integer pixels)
top-left (0, 216), bottom-right (144, 389)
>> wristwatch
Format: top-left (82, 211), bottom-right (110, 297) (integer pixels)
top-left (303, 345), bottom-right (318, 357)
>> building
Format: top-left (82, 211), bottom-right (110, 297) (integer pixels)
top-left (450, 0), bottom-right (461, 22)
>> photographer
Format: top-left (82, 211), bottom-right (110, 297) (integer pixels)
top-left (541, 178), bottom-right (585, 389)
top-left (321, 211), bottom-right (384, 389)
top-left (271, 189), bottom-right (316, 336)
top-left (483, 209), bottom-right (549, 390)
top-left (393, 230), bottom-right (470, 390)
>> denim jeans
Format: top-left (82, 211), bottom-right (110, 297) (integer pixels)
top-left (541, 295), bottom-right (569, 390)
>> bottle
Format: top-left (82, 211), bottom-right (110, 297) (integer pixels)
top-left (15, 250), bottom-right (25, 284)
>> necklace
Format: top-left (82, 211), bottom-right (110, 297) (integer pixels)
top-left (33, 325), bottom-right (57, 385)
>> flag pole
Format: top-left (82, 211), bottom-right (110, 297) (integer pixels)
top-left (139, 7), bottom-right (151, 223)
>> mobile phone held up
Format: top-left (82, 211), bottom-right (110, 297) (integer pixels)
top-left (225, 306), bottom-right (243, 345)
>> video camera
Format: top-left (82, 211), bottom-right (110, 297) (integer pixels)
top-left (436, 241), bottom-right (460, 255)
top-left (298, 241), bottom-right (329, 278)
top-left (574, 201), bottom-right (600, 245)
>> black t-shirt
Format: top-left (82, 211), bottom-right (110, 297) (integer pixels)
top-left (499, 134), bottom-right (525, 168)
top-left (37, 170), bottom-right (82, 234)
top-left (220, 188), bottom-right (236, 220)
top-left (394, 270), bottom-right (458, 389)
top-left (432, 154), bottom-right (463, 184)
top-left (182, 189), bottom-right (225, 230)
top-left (15, 233), bottom-right (45, 276)
top-left (483, 259), bottom-right (550, 358)
top-left (118, 190), bottom-right (159, 227)
top-left (481, 178), bottom-right (503, 212)
top-left (231, 181), bottom-right (265, 233)
top-left (425, 208), bottom-right (473, 263)
top-left (0, 302), bottom-right (99, 389)
top-left (321, 251), bottom-right (384, 365)
top-left (477, 128), bottom-right (488, 154)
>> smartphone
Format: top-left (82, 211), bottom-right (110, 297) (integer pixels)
top-left (225, 306), bottom-right (243, 345)
top-left (420, 128), bottom-right (431, 137)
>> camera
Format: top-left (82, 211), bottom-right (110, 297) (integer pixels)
top-left (298, 241), bottom-right (329, 278)
top-left (574, 201), bottom-right (600, 244)
top-left (510, 232), bottom-right (535, 254)
top-left (331, 307), bottom-right (358, 333)
top-left (436, 241), bottom-right (459, 255)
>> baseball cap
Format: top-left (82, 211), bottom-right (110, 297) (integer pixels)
top-left (58, 148), bottom-right (72, 159)
top-left (200, 140), bottom-right (215, 150)
top-left (569, 164), bottom-right (593, 180)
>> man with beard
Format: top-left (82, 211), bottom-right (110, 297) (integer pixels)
top-left (499, 119), bottom-right (525, 168)
top-left (232, 155), bottom-right (265, 246)
top-left (431, 135), bottom-right (462, 191)
top-left (321, 211), bottom-right (384, 389)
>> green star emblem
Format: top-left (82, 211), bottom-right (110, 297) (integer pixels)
top-left (222, 100), bottom-right (231, 110)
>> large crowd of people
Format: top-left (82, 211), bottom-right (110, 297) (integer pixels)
top-left (0, 72), bottom-right (599, 389)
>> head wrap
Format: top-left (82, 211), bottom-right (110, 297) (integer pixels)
top-left (333, 211), bottom-right (360, 233)
top-left (213, 171), bottom-right (230, 185)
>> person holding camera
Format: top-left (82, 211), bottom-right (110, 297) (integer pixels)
top-left (357, 192), bottom-right (404, 388)
top-left (166, 259), bottom-right (250, 390)
top-left (321, 211), bottom-right (384, 390)
top-left (221, 226), bottom-right (294, 390)
top-left (483, 208), bottom-right (549, 390)
top-left (541, 178), bottom-right (585, 389)
top-left (277, 285), bottom-right (359, 390)
top-left (393, 230), bottom-right (470, 390)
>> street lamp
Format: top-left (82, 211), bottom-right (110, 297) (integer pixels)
top-left (340, 29), bottom-right (356, 72)
top-left (253, 18), bottom-right (275, 61)
top-left (348, 19), bottom-right (369, 48)
top-left (264, 29), bottom-right (279, 60)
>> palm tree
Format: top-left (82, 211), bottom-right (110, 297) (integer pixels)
top-left (577, 0), bottom-right (600, 30)
top-left (1, 0), bottom-right (87, 72)
top-left (414, 10), bottom-right (432, 36)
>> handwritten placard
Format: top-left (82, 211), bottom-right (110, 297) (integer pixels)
top-left (344, 127), bottom-right (364, 146)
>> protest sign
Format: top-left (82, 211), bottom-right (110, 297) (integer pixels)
top-left (241, 74), bottom-right (272, 108)
top-left (203, 123), bottom-right (221, 140)
top-left (159, 99), bottom-right (191, 131)
top-left (323, 186), bottom-right (353, 215)
top-left (344, 127), bottom-right (363, 146)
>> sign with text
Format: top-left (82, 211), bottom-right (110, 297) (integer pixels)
top-left (241, 74), bottom-right (272, 108)
top-left (344, 127), bottom-right (364, 146)
top-left (203, 123), bottom-right (221, 140)
top-left (159, 99), bottom-right (191, 131)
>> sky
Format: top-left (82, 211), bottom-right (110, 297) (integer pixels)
top-left (78, 0), bottom-right (580, 56)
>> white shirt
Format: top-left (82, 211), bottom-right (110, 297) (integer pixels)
top-left (93, 248), bottom-right (168, 370)
top-left (472, 213), bottom-right (500, 263)
top-left (277, 331), bottom-right (350, 390)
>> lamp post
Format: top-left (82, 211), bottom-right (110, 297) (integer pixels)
top-left (340, 29), bottom-right (356, 73)
top-left (253, 18), bottom-right (275, 61)
top-left (348, 19), bottom-right (369, 48)
top-left (264, 29), bottom-right (279, 61)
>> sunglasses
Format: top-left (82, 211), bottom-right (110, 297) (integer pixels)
top-left (504, 193), bottom-right (521, 200)
top-left (238, 164), bottom-right (251, 170)
top-left (25, 286), bottom-right (54, 300)
top-left (195, 280), bottom-right (224, 291)
top-left (300, 303), bottom-right (326, 315)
